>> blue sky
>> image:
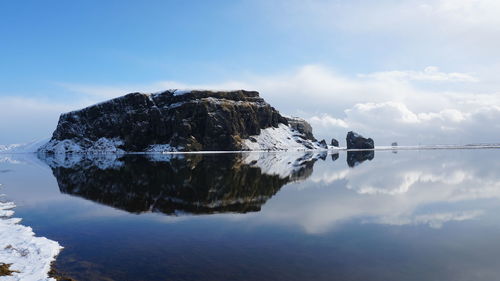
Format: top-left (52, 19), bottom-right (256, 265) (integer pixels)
top-left (1, 0), bottom-right (364, 92)
top-left (1, 0), bottom-right (500, 144)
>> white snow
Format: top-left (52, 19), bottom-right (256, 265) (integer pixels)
top-left (282, 116), bottom-right (303, 122)
top-left (146, 144), bottom-right (183, 153)
top-left (0, 197), bottom-right (62, 281)
top-left (242, 124), bottom-right (325, 151)
top-left (86, 138), bottom-right (125, 153)
top-left (37, 140), bottom-right (83, 154)
top-left (172, 89), bottom-right (191, 96)
top-left (38, 138), bottom-right (125, 154)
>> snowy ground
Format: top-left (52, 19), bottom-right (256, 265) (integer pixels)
top-left (242, 124), bottom-right (326, 151)
top-left (0, 193), bottom-right (62, 281)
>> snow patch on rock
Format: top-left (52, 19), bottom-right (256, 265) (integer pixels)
top-left (0, 196), bottom-right (62, 281)
top-left (172, 89), bottom-right (191, 96)
top-left (38, 138), bottom-right (125, 154)
top-left (38, 140), bottom-right (83, 154)
top-left (242, 124), bottom-right (325, 151)
top-left (145, 144), bottom-right (183, 153)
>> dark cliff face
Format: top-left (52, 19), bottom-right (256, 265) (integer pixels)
top-left (45, 153), bottom-right (317, 215)
top-left (49, 90), bottom-right (291, 152)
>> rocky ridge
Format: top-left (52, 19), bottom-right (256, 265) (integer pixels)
top-left (38, 90), bottom-right (325, 153)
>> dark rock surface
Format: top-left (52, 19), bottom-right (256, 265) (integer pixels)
top-left (42, 90), bottom-right (305, 152)
top-left (346, 131), bottom-right (374, 149)
top-left (331, 138), bottom-right (339, 147)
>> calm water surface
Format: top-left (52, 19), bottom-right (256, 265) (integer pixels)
top-left (1, 149), bottom-right (500, 281)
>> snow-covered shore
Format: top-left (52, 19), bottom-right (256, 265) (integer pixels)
top-left (0, 194), bottom-right (62, 281)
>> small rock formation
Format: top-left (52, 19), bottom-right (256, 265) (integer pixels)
top-left (346, 131), bottom-right (374, 149)
top-left (391, 142), bottom-right (398, 147)
top-left (38, 90), bottom-right (323, 153)
top-left (331, 138), bottom-right (339, 147)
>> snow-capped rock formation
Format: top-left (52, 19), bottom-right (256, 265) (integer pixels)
top-left (38, 90), bottom-right (324, 153)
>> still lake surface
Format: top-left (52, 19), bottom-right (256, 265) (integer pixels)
top-left (1, 149), bottom-right (500, 281)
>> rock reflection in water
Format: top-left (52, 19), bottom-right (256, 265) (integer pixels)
top-left (346, 150), bottom-right (374, 167)
top-left (40, 152), bottom-right (327, 215)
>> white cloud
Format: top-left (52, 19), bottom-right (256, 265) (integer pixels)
top-left (308, 114), bottom-right (348, 129)
top-left (264, 0), bottom-right (500, 35)
top-left (308, 101), bottom-right (500, 145)
top-left (421, 0), bottom-right (500, 27)
top-left (370, 210), bottom-right (484, 229)
top-left (360, 66), bottom-right (478, 82)
top-left (249, 0), bottom-right (500, 77)
top-left (2, 64), bottom-right (498, 146)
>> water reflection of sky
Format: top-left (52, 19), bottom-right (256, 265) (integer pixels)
top-left (247, 150), bottom-right (500, 234)
top-left (1, 150), bottom-right (500, 280)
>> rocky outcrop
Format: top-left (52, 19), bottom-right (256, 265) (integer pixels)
top-left (39, 90), bottom-right (324, 153)
top-left (346, 131), bottom-right (374, 149)
top-left (331, 138), bottom-right (339, 147)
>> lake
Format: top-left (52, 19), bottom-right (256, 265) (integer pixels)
top-left (1, 149), bottom-right (500, 281)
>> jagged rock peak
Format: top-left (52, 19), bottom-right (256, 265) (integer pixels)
top-left (39, 89), bottom-right (325, 153)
